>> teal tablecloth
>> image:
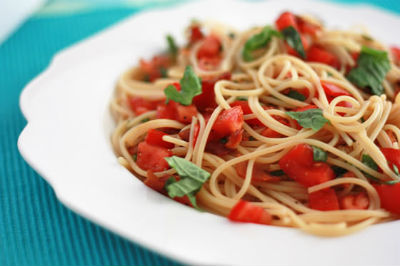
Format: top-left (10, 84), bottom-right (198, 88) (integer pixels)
top-left (0, 0), bottom-right (399, 265)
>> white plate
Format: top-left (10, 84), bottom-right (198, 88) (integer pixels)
top-left (18, 0), bottom-right (400, 265)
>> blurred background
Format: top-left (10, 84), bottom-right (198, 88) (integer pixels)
top-left (0, 0), bottom-right (399, 266)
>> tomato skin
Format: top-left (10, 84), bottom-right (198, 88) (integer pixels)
top-left (228, 200), bottom-right (272, 225)
top-left (175, 104), bottom-right (198, 124)
top-left (279, 144), bottom-right (334, 187)
top-left (275, 11), bottom-right (298, 31)
top-left (189, 25), bottom-right (204, 43)
top-left (307, 45), bottom-right (339, 69)
top-left (391, 46), bottom-right (400, 63)
top-left (380, 148), bottom-right (400, 171)
top-left (225, 129), bottom-right (243, 149)
top-left (231, 100), bottom-right (264, 126)
top-left (156, 101), bottom-right (176, 120)
top-left (136, 142), bottom-right (172, 172)
top-left (197, 35), bottom-right (222, 59)
top-left (139, 55), bottom-right (171, 82)
top-left (340, 193), bottom-right (369, 210)
top-left (128, 96), bottom-right (162, 115)
top-left (373, 183), bottom-right (400, 215)
top-left (260, 117), bottom-right (289, 138)
top-left (144, 170), bottom-right (168, 192)
top-left (235, 162), bottom-right (280, 183)
top-left (321, 81), bottom-right (351, 98)
top-left (193, 73), bottom-right (231, 112)
top-left (145, 129), bottom-right (174, 149)
top-left (309, 188), bottom-right (340, 211)
top-left (212, 106), bottom-right (244, 138)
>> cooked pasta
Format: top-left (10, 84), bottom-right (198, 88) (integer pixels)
top-left (110, 11), bottom-right (400, 236)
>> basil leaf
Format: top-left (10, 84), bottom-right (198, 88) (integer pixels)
top-left (282, 26), bottom-right (306, 58)
top-left (312, 146), bottom-right (327, 162)
top-left (242, 26), bottom-right (281, 62)
top-left (393, 164), bottom-right (400, 176)
top-left (362, 154), bottom-right (378, 172)
top-left (269, 170), bottom-right (285, 176)
top-left (287, 90), bottom-right (306, 101)
top-left (164, 66), bottom-right (202, 105)
top-left (236, 96), bottom-right (248, 101)
top-left (331, 165), bottom-right (347, 177)
top-left (166, 34), bottom-right (178, 57)
top-left (164, 156), bottom-right (211, 207)
top-left (347, 46), bottom-right (390, 95)
top-left (286, 109), bottom-right (328, 131)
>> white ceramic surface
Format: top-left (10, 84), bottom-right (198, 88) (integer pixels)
top-left (18, 1), bottom-right (400, 265)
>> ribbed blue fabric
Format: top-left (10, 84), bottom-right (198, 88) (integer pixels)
top-left (1, 1), bottom-right (399, 265)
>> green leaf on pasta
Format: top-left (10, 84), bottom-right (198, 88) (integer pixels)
top-left (164, 156), bottom-right (211, 207)
top-left (281, 26), bottom-right (306, 59)
top-left (166, 34), bottom-right (178, 57)
top-left (347, 46), bottom-right (390, 95)
top-left (287, 90), bottom-right (306, 101)
top-left (164, 66), bottom-right (202, 105)
top-left (286, 108), bottom-right (328, 131)
top-left (312, 146), bottom-right (327, 162)
top-left (242, 26), bottom-right (282, 62)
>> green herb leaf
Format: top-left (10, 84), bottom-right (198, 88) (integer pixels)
top-left (220, 137), bottom-right (228, 144)
top-left (286, 109), bottom-right (329, 131)
top-left (269, 170), bottom-right (285, 176)
top-left (331, 165), bottom-right (347, 177)
top-left (132, 154), bottom-right (137, 162)
top-left (393, 164), bottom-right (400, 176)
top-left (312, 146), bottom-right (327, 162)
top-left (236, 96), bottom-right (248, 101)
top-left (347, 46), bottom-right (390, 95)
top-left (164, 66), bottom-right (202, 105)
top-left (164, 156), bottom-right (211, 207)
top-left (166, 34), bottom-right (178, 57)
top-left (362, 154), bottom-right (378, 172)
top-left (287, 90), bottom-right (306, 101)
top-left (282, 26), bottom-right (306, 58)
top-left (242, 26), bottom-right (281, 62)
top-left (141, 118), bottom-right (150, 123)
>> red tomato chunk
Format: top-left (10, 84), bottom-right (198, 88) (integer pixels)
top-left (136, 142), bottom-right (172, 172)
top-left (228, 200), bottom-right (272, 225)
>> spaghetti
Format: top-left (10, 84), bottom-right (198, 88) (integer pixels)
top-left (111, 11), bottom-right (400, 236)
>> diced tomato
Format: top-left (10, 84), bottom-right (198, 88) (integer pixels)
top-left (279, 144), bottom-right (335, 187)
top-left (140, 55), bottom-right (171, 82)
top-left (193, 73), bottom-right (231, 112)
top-left (173, 194), bottom-right (193, 207)
top-left (321, 81), bottom-right (351, 98)
top-left (128, 96), bottom-right (162, 115)
top-left (285, 34), bottom-right (309, 58)
top-left (197, 35), bottom-right (221, 59)
top-left (175, 104), bottom-right (198, 124)
top-left (189, 25), bottom-right (204, 43)
top-left (297, 16), bottom-right (321, 36)
top-left (373, 183), bottom-right (400, 215)
top-left (225, 129), bottom-right (243, 149)
top-left (145, 129), bottom-right (174, 149)
top-left (340, 193), bottom-right (369, 210)
top-left (198, 56), bottom-right (222, 70)
top-left (235, 162), bottom-right (280, 183)
top-left (205, 141), bottom-right (232, 156)
top-left (144, 170), bottom-right (168, 192)
top-left (381, 148), bottom-right (400, 172)
top-left (156, 101), bottom-right (177, 120)
top-left (307, 45), bottom-right (339, 69)
top-left (260, 116), bottom-right (289, 138)
top-left (228, 200), bottom-right (272, 225)
top-left (275, 11), bottom-right (298, 31)
top-left (212, 106), bottom-right (244, 138)
top-left (391, 46), bottom-right (400, 63)
top-left (231, 100), bottom-right (264, 126)
top-left (136, 142), bottom-right (172, 172)
top-left (309, 188), bottom-right (339, 211)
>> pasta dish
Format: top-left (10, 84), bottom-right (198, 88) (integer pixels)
top-left (111, 11), bottom-right (400, 236)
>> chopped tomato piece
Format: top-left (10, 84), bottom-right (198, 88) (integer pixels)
top-left (197, 35), bottom-right (222, 59)
top-left (212, 106), bottom-right (244, 138)
top-left (275, 11), bottom-right (298, 31)
top-left (193, 73), bottom-right (231, 112)
top-left (235, 162), bottom-right (280, 183)
top-left (205, 141), bottom-right (232, 156)
top-left (225, 129), bottom-right (243, 149)
top-left (189, 25), bottom-right (204, 43)
top-left (373, 183), bottom-right (400, 215)
top-left (380, 148), bottom-right (400, 172)
top-left (128, 96), bottom-right (162, 115)
top-left (140, 55), bottom-right (171, 82)
top-left (228, 200), bottom-right (272, 225)
top-left (279, 144), bottom-right (334, 187)
top-left (391, 46), bottom-right (400, 64)
top-left (156, 101), bottom-right (176, 120)
top-left (231, 100), bottom-right (264, 126)
top-left (144, 170), bottom-right (168, 192)
top-left (321, 81), bottom-right (351, 98)
top-left (175, 104), bottom-right (198, 124)
top-left (340, 193), bottom-right (369, 210)
top-left (145, 129), bottom-right (174, 149)
top-left (261, 117), bottom-right (289, 138)
top-left (136, 142), bottom-right (172, 172)
top-left (309, 188), bottom-right (339, 211)
top-left (307, 45), bottom-right (339, 69)
top-left (198, 56), bottom-right (222, 70)
top-left (297, 16), bottom-right (321, 36)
